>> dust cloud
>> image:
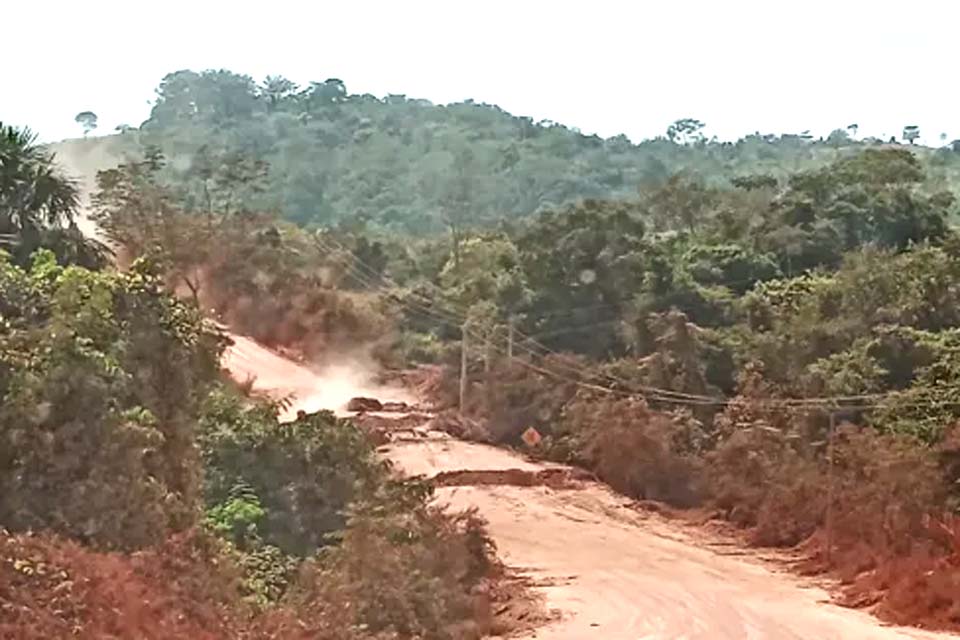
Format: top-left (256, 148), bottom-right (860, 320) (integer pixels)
top-left (48, 135), bottom-right (129, 239)
top-left (223, 334), bottom-right (412, 420)
top-left (53, 136), bottom-right (403, 419)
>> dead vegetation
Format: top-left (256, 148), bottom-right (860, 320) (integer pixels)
top-left (0, 530), bottom-right (243, 640)
top-left (0, 502), bottom-right (533, 640)
top-left (424, 355), bottom-right (960, 633)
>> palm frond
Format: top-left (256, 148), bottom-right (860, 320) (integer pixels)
top-left (0, 121), bottom-right (86, 265)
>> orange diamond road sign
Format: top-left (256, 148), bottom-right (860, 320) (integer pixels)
top-left (521, 427), bottom-right (542, 448)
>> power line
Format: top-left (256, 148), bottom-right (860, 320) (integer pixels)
top-left (314, 234), bottom-right (736, 403)
top-left (314, 234), bottom-right (703, 402)
top-left (313, 233), bottom-right (798, 406)
top-left (312, 232), bottom-right (958, 412)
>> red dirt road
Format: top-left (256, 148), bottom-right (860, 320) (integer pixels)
top-left (224, 332), bottom-right (956, 640)
top-left (386, 438), bottom-right (952, 640)
top-left (222, 334), bottom-right (412, 420)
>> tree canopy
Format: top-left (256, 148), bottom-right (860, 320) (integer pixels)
top-left (0, 122), bottom-right (104, 267)
top-left (69, 68), bottom-right (960, 234)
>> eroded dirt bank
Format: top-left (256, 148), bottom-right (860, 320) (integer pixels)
top-left (223, 331), bottom-right (956, 640)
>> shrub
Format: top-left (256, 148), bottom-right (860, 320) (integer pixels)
top-left (560, 392), bottom-right (705, 506)
top-left (199, 389), bottom-right (387, 556)
top-left (283, 481), bottom-right (497, 640)
top-left (705, 369), bottom-right (827, 545)
top-left (389, 330), bottom-right (449, 365)
top-left (0, 529), bottom-right (246, 640)
top-left (829, 427), bottom-right (946, 558)
top-left (0, 252), bottom-right (223, 549)
top-left (480, 356), bottom-right (579, 445)
top-left (707, 385), bottom-right (946, 552)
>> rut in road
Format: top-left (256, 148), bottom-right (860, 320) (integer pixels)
top-left (223, 332), bottom-right (958, 640)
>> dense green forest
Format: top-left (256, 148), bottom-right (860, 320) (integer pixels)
top-left (8, 66), bottom-right (960, 634)
top-left (72, 69), bottom-right (960, 233)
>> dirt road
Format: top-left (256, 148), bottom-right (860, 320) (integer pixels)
top-left (386, 437), bottom-right (952, 640)
top-left (223, 332), bottom-right (956, 640)
top-left (222, 334), bottom-right (412, 420)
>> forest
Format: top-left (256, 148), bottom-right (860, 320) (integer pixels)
top-left (5, 66), bottom-right (960, 636)
top-left (82, 69), bottom-right (960, 233)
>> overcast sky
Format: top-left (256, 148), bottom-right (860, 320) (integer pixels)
top-left (4, 0), bottom-right (957, 144)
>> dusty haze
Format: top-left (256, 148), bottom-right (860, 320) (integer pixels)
top-left (49, 135), bottom-right (130, 239)
top-left (53, 136), bottom-right (403, 416)
top-left (223, 334), bottom-right (412, 419)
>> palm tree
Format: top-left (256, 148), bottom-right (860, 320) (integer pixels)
top-left (0, 121), bottom-right (105, 267)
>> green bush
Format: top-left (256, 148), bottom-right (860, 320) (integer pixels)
top-left (285, 481), bottom-right (496, 640)
top-left (199, 389), bottom-right (387, 556)
top-left (0, 251), bottom-right (223, 550)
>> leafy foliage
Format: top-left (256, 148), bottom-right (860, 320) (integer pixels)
top-left (93, 153), bottom-right (391, 359)
top-left (75, 68), bottom-right (960, 235)
top-left (286, 481), bottom-right (496, 640)
top-left (0, 251), bottom-right (224, 549)
top-left (199, 389), bottom-right (387, 557)
top-left (0, 122), bottom-right (105, 267)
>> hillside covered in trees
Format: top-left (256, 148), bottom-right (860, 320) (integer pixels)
top-left (65, 69), bottom-right (960, 233)
top-left (66, 113), bottom-right (960, 630)
top-left (9, 65), bottom-right (960, 635)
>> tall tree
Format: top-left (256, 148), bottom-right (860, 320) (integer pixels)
top-left (261, 75), bottom-right (299, 111)
top-left (0, 122), bottom-right (102, 266)
top-left (666, 118), bottom-right (706, 145)
top-left (74, 111), bottom-right (98, 136)
top-left (903, 125), bottom-right (920, 145)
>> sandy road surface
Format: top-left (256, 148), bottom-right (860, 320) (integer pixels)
top-left (223, 332), bottom-right (956, 640)
top-left (386, 438), bottom-right (951, 640)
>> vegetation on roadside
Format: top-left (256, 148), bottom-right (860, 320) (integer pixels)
top-left (0, 122), bottom-right (505, 639)
top-left (285, 134), bottom-right (960, 630)
top-left (10, 63), bottom-right (960, 633)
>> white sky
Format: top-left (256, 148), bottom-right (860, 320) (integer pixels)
top-left (4, 0), bottom-right (958, 144)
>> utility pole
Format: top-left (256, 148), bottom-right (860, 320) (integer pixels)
top-left (459, 321), bottom-right (468, 416)
top-left (484, 329), bottom-right (493, 414)
top-left (484, 331), bottom-right (491, 375)
top-left (825, 408), bottom-right (836, 566)
top-left (507, 316), bottom-right (514, 361)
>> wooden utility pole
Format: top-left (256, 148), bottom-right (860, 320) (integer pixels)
top-left (483, 330), bottom-right (493, 414)
top-left (825, 409), bottom-right (836, 566)
top-left (507, 316), bottom-right (515, 361)
top-left (484, 332), bottom-right (491, 375)
top-left (459, 321), bottom-right (468, 415)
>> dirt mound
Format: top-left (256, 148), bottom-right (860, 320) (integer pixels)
top-left (426, 411), bottom-right (491, 442)
top-left (432, 468), bottom-right (593, 490)
top-left (350, 411), bottom-right (434, 445)
top-left (346, 396), bottom-right (383, 412)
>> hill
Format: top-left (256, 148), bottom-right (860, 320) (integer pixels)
top-left (49, 69), bottom-right (960, 234)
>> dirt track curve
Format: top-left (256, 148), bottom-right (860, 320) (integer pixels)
top-left (224, 333), bottom-right (956, 640)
